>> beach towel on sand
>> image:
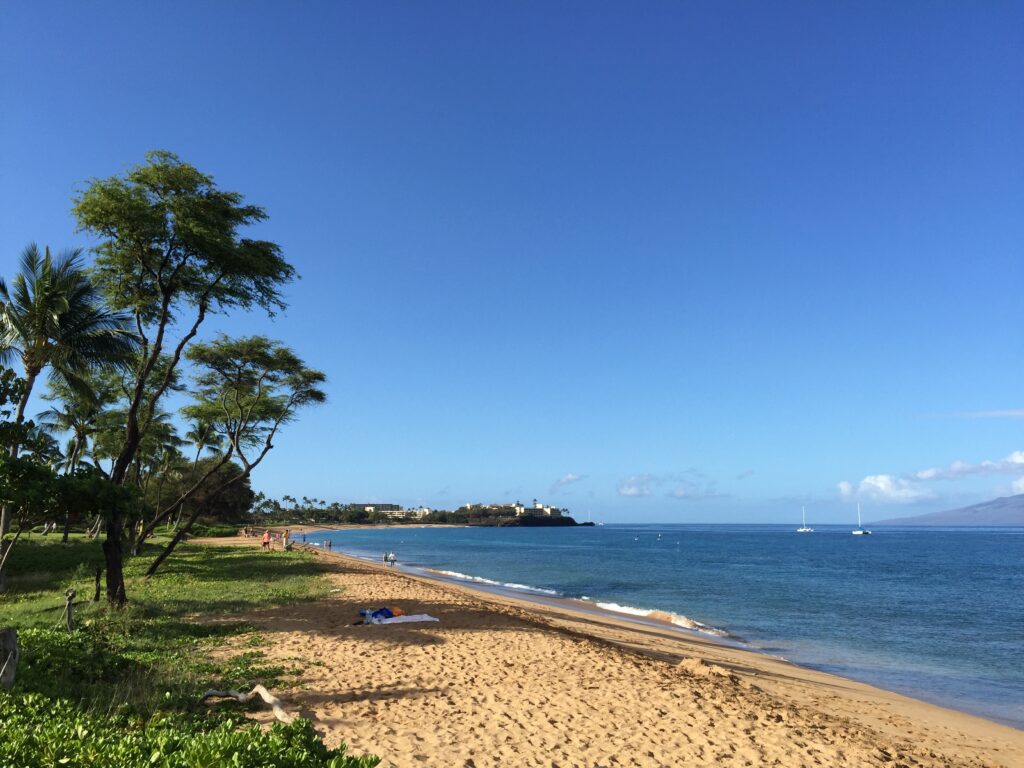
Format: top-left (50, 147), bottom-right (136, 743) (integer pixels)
top-left (359, 606), bottom-right (404, 622)
top-left (355, 607), bottom-right (439, 625)
top-left (374, 614), bottom-right (439, 624)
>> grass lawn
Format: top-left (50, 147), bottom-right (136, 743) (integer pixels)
top-left (0, 535), bottom-right (379, 767)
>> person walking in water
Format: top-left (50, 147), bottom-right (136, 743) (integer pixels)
top-left (387, 551), bottom-right (397, 568)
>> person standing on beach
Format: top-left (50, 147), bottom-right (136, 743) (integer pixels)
top-left (382, 552), bottom-right (388, 567)
top-left (262, 530), bottom-right (271, 551)
top-left (283, 529), bottom-right (290, 551)
top-left (388, 551), bottom-right (397, 567)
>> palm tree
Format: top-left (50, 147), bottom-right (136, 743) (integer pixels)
top-left (0, 243), bottom-right (137, 433)
top-left (38, 378), bottom-right (112, 476)
top-left (20, 423), bottom-right (63, 468)
top-left (1, 244), bottom-right (137, 540)
top-left (184, 418), bottom-right (225, 466)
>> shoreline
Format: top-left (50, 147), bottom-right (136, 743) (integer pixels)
top-left (314, 543), bottom-right (1021, 726)
top-left (202, 535), bottom-right (1023, 766)
top-left (297, 532), bottom-right (1017, 729)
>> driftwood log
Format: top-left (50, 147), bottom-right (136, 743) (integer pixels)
top-left (200, 684), bottom-right (295, 723)
top-left (0, 629), bottom-right (18, 690)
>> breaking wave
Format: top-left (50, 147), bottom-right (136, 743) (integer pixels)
top-left (593, 601), bottom-right (729, 637)
top-left (433, 570), bottom-right (561, 596)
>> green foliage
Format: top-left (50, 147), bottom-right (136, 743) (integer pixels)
top-left (183, 335), bottom-right (327, 452)
top-left (1, 541), bottom-right (332, 698)
top-left (212, 650), bottom-right (291, 691)
top-left (16, 628), bottom-right (132, 699)
top-left (0, 694), bottom-right (379, 768)
top-left (189, 523), bottom-right (242, 537)
top-left (0, 454), bottom-right (57, 521)
top-left (166, 459), bottom-right (255, 525)
top-left (0, 539), bottom-right (375, 765)
top-left (55, 466), bottom-right (143, 523)
top-left (0, 537), bottom-right (102, 594)
top-left (74, 151), bottom-right (295, 320)
top-left (0, 368), bottom-right (31, 452)
top-left (0, 244), bottom-right (137, 390)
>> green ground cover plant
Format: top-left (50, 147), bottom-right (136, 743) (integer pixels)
top-left (0, 538), bottom-right (378, 767)
top-left (0, 694), bottom-right (378, 768)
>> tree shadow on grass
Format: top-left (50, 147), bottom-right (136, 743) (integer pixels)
top-left (151, 549), bottom-right (329, 581)
top-left (3, 538), bottom-right (104, 595)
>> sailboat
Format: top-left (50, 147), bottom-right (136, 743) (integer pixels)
top-left (797, 505), bottom-right (813, 533)
top-left (852, 503), bottom-right (872, 535)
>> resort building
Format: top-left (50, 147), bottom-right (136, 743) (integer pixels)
top-left (358, 503), bottom-right (402, 514)
top-left (380, 506), bottom-right (432, 521)
top-left (513, 499), bottom-right (562, 517)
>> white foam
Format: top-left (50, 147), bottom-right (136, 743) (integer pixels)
top-left (595, 601), bottom-right (651, 617)
top-left (427, 572), bottom-right (725, 637)
top-left (434, 570), bottom-right (561, 596)
top-left (436, 569), bottom-right (502, 586)
top-left (595, 602), bottom-right (728, 637)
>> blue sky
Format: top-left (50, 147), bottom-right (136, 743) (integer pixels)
top-left (2, 2), bottom-right (1022, 522)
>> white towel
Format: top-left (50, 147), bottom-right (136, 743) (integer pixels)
top-left (376, 614), bottom-right (439, 624)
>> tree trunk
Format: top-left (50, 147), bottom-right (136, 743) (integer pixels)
top-left (0, 629), bottom-right (18, 690)
top-left (63, 589), bottom-right (76, 631)
top-left (0, 526), bottom-right (24, 595)
top-left (127, 520), bottom-right (138, 556)
top-left (11, 367), bottom-right (38, 435)
top-left (102, 515), bottom-right (126, 605)
top-left (147, 470), bottom-right (246, 578)
top-left (146, 510), bottom-right (199, 577)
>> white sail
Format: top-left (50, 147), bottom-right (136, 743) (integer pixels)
top-left (853, 502), bottom-right (872, 535)
top-left (797, 505), bottom-right (813, 532)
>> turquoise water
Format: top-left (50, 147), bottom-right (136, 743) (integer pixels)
top-left (310, 524), bottom-right (1024, 728)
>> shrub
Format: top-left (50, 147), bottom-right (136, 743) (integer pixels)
top-left (15, 628), bottom-right (133, 697)
top-left (0, 692), bottom-right (380, 768)
top-left (188, 524), bottom-right (241, 538)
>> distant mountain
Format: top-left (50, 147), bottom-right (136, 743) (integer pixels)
top-left (873, 494), bottom-right (1024, 526)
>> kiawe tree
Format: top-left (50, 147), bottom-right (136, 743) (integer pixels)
top-left (144, 335), bottom-right (325, 577)
top-left (73, 150), bottom-right (296, 603)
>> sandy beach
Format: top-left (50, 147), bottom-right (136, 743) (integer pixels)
top-left (202, 537), bottom-right (1024, 767)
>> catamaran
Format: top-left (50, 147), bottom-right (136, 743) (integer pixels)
top-left (852, 503), bottom-right (872, 535)
top-left (797, 505), bottom-right (813, 533)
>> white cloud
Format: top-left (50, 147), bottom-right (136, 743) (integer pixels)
top-left (909, 452), bottom-right (1024, 482)
top-left (668, 483), bottom-right (722, 500)
top-left (550, 473), bottom-right (586, 494)
top-left (618, 473), bottom-right (654, 497)
top-left (856, 474), bottom-right (935, 503)
top-left (957, 409), bottom-right (1024, 419)
top-left (840, 450), bottom-right (1024, 503)
top-left (618, 471), bottom-right (722, 500)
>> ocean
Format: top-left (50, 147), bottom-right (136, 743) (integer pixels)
top-left (309, 524), bottom-right (1024, 728)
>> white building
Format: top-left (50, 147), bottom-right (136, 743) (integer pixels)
top-left (513, 499), bottom-right (562, 517)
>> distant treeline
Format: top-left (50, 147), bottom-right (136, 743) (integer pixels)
top-left (250, 496), bottom-right (583, 527)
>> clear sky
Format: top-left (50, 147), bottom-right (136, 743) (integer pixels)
top-left (2, 2), bottom-right (1022, 523)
